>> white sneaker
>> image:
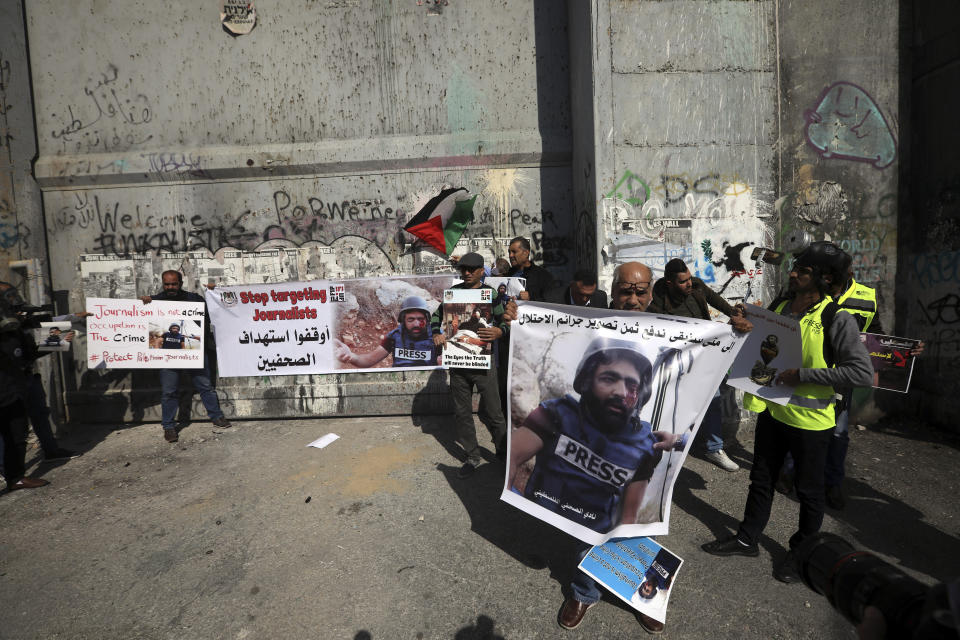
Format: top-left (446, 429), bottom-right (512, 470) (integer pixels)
top-left (704, 450), bottom-right (739, 472)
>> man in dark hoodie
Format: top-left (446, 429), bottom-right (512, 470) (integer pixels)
top-left (647, 258), bottom-right (752, 471)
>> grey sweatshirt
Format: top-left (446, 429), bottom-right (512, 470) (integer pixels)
top-left (790, 303), bottom-right (873, 390)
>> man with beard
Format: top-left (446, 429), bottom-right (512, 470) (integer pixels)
top-left (334, 296), bottom-right (439, 368)
top-left (648, 258), bottom-right (752, 471)
top-left (141, 270), bottom-right (231, 442)
top-left (507, 336), bottom-right (669, 533)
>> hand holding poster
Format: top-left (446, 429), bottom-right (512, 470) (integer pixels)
top-left (578, 536), bottom-right (683, 624)
top-left (726, 304), bottom-right (802, 406)
top-left (86, 298), bottom-right (205, 368)
top-left (502, 302), bottom-right (746, 544)
top-left (861, 333), bottom-right (921, 393)
top-left (440, 288), bottom-right (494, 369)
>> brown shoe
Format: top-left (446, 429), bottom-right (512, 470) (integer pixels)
top-left (8, 477), bottom-right (50, 491)
top-left (212, 417), bottom-right (232, 428)
top-left (164, 429), bottom-right (178, 443)
top-left (558, 597), bottom-right (595, 629)
top-left (638, 612), bottom-right (665, 634)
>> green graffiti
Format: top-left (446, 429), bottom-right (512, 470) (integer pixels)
top-left (606, 170), bottom-right (650, 206)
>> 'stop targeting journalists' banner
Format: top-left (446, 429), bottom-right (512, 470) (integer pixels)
top-left (725, 304), bottom-right (802, 406)
top-left (503, 302), bottom-right (746, 544)
top-left (206, 275), bottom-right (455, 376)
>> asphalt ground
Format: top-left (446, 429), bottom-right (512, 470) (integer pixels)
top-left (1, 413), bottom-right (957, 640)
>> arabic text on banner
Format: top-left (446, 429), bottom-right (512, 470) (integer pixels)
top-left (725, 304), bottom-right (802, 406)
top-left (501, 302), bottom-right (745, 544)
top-left (86, 298), bottom-right (205, 369)
top-left (861, 332), bottom-right (920, 393)
top-left (578, 536), bottom-right (683, 624)
top-left (205, 275), bottom-right (454, 376)
top-left (441, 288), bottom-right (494, 369)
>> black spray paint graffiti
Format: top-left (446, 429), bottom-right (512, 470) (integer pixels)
top-left (917, 293), bottom-right (960, 326)
top-left (49, 63), bottom-right (154, 154)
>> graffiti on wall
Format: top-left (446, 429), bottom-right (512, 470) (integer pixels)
top-left (805, 82), bottom-right (896, 170)
top-left (599, 170), bottom-right (773, 305)
top-left (908, 250), bottom-right (960, 400)
top-left (49, 63), bottom-right (154, 155)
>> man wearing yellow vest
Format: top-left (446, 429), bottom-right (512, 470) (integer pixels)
top-left (701, 241), bottom-right (873, 583)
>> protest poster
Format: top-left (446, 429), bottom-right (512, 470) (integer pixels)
top-left (578, 537), bottom-right (683, 624)
top-left (484, 276), bottom-right (526, 306)
top-left (205, 275), bottom-right (455, 376)
top-left (440, 288), bottom-right (494, 369)
top-left (85, 298), bottom-right (205, 369)
top-left (726, 304), bottom-right (802, 406)
top-left (502, 302), bottom-right (746, 544)
top-left (36, 321), bottom-right (72, 352)
top-left (861, 333), bottom-right (920, 393)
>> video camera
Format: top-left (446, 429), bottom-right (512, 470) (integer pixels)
top-left (796, 532), bottom-right (958, 639)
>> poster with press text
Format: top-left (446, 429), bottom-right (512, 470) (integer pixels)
top-left (502, 302), bottom-right (746, 545)
top-left (205, 275), bottom-right (455, 376)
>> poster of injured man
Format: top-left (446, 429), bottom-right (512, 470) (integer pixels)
top-left (501, 302), bottom-right (746, 544)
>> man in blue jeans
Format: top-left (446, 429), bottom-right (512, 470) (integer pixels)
top-left (647, 258), bottom-right (752, 472)
top-left (140, 270), bottom-right (230, 443)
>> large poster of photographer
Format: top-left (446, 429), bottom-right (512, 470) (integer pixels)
top-left (502, 302), bottom-right (746, 544)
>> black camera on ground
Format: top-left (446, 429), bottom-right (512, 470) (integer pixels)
top-left (796, 532), bottom-right (957, 639)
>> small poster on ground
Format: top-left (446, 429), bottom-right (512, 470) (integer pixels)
top-left (85, 298), bottom-right (205, 368)
top-left (441, 288), bottom-right (494, 369)
top-left (726, 304), bottom-right (802, 406)
top-left (36, 321), bottom-right (73, 352)
top-left (578, 537), bottom-right (683, 624)
top-left (861, 333), bottom-right (921, 393)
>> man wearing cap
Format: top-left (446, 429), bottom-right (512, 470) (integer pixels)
top-left (431, 252), bottom-right (509, 478)
top-left (334, 296), bottom-right (440, 368)
top-left (648, 258), bottom-right (752, 472)
top-left (702, 241), bottom-right (872, 583)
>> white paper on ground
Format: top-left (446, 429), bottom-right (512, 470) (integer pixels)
top-left (307, 433), bottom-right (340, 449)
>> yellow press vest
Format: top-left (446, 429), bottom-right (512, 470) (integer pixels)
top-left (836, 279), bottom-right (877, 332)
top-left (744, 298), bottom-right (838, 430)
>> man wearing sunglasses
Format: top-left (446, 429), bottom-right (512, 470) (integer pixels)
top-left (431, 253), bottom-right (509, 479)
top-left (702, 241), bottom-right (872, 584)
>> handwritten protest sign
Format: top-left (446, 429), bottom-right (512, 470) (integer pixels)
top-left (726, 304), bottom-right (802, 406)
top-left (206, 275), bottom-right (454, 376)
top-left (86, 298), bottom-right (205, 369)
top-left (579, 537), bottom-right (683, 624)
top-left (502, 302), bottom-right (745, 544)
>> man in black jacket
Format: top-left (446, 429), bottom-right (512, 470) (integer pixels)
top-left (0, 283), bottom-right (50, 492)
top-left (507, 236), bottom-right (556, 302)
top-left (648, 258), bottom-right (752, 471)
top-left (545, 269), bottom-right (608, 308)
top-left (140, 270), bottom-right (231, 443)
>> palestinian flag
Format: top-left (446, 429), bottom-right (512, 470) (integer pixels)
top-left (403, 187), bottom-right (477, 254)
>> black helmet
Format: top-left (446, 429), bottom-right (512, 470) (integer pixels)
top-left (573, 337), bottom-right (654, 409)
top-left (793, 241), bottom-right (849, 280)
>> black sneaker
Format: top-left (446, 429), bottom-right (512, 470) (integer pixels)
top-left (212, 417), bottom-right (232, 428)
top-left (43, 448), bottom-right (79, 462)
top-left (164, 429), bottom-right (179, 443)
top-left (774, 551), bottom-right (801, 583)
top-left (701, 535), bottom-right (760, 557)
top-left (457, 462), bottom-right (478, 479)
